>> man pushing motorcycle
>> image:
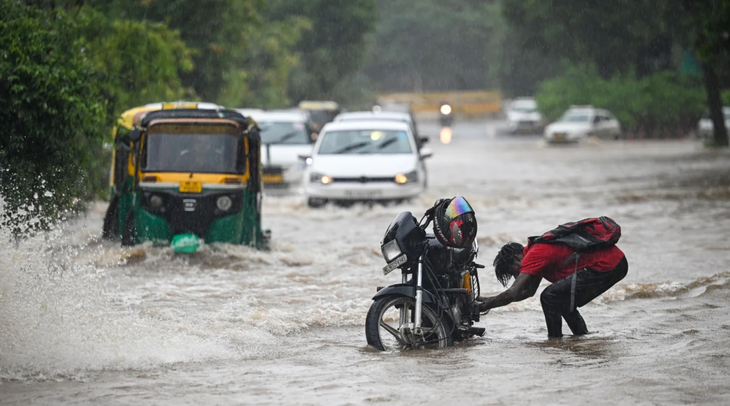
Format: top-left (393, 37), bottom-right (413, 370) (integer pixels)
top-left (476, 217), bottom-right (628, 338)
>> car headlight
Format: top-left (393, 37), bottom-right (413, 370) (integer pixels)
top-left (394, 170), bottom-right (418, 185)
top-left (310, 172), bottom-right (332, 185)
top-left (381, 239), bottom-right (402, 262)
top-left (216, 195), bottom-right (233, 211)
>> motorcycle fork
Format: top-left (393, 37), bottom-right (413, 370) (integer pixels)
top-left (397, 256), bottom-right (424, 345)
top-left (414, 254), bottom-right (424, 335)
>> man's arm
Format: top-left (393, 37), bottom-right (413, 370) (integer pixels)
top-left (478, 273), bottom-right (542, 312)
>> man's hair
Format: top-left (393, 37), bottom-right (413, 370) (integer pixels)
top-left (493, 242), bottom-right (525, 287)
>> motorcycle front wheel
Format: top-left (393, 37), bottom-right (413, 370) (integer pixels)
top-left (365, 296), bottom-right (453, 351)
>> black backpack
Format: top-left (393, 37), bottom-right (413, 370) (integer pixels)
top-left (528, 216), bottom-right (621, 253)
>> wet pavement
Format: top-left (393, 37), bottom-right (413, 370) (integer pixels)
top-left (2, 119), bottom-right (730, 405)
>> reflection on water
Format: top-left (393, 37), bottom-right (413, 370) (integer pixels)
top-left (440, 127), bottom-right (452, 144)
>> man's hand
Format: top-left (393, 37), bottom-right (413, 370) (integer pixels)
top-left (477, 273), bottom-right (542, 311)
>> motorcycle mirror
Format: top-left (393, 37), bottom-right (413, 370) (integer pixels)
top-left (419, 136), bottom-right (429, 144)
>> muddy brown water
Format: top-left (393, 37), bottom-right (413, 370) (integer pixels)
top-left (2, 121), bottom-right (730, 405)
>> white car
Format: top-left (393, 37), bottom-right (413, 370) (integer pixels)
top-left (506, 97), bottom-right (543, 134)
top-left (249, 110), bottom-right (315, 187)
top-left (302, 121), bottom-right (432, 207)
top-left (697, 107), bottom-right (730, 139)
top-left (544, 106), bottom-right (622, 143)
top-left (334, 111), bottom-right (425, 147)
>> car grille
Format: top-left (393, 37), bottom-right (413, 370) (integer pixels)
top-left (263, 166), bottom-right (283, 175)
top-left (332, 176), bottom-right (394, 183)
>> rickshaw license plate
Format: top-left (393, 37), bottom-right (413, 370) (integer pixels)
top-left (262, 174), bottom-right (284, 183)
top-left (179, 181), bottom-right (202, 193)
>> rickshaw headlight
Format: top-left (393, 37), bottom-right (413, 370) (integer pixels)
top-left (150, 195), bottom-right (164, 208)
top-left (216, 196), bottom-right (233, 211)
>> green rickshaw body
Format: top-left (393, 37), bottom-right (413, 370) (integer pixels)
top-left (103, 105), bottom-right (267, 251)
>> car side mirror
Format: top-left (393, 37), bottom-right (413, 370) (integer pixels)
top-left (420, 148), bottom-right (433, 159)
top-left (420, 136), bottom-right (429, 144)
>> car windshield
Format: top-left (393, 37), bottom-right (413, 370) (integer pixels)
top-left (143, 124), bottom-right (244, 174)
top-left (510, 103), bottom-right (537, 112)
top-left (258, 121), bottom-right (311, 145)
top-left (341, 116), bottom-right (407, 124)
top-left (559, 114), bottom-right (591, 123)
top-left (317, 130), bottom-right (412, 155)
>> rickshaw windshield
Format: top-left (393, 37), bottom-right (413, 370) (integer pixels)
top-left (143, 124), bottom-right (245, 174)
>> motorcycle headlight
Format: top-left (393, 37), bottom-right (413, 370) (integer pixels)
top-left (381, 239), bottom-right (402, 262)
top-left (394, 170), bottom-right (418, 185)
top-left (440, 104), bottom-right (452, 115)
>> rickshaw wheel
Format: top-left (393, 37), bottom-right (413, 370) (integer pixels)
top-left (121, 211), bottom-right (135, 246)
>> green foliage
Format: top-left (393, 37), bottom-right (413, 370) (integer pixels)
top-left (502, 0), bottom-right (684, 79)
top-left (722, 90), bottom-right (730, 106)
top-left (535, 65), bottom-right (706, 135)
top-left (361, 0), bottom-right (501, 92)
top-left (0, 0), bottom-right (108, 233)
top-left (78, 7), bottom-right (195, 115)
top-left (94, 0), bottom-right (262, 103)
top-left (270, 0), bottom-right (377, 102)
top-left (221, 15), bottom-right (311, 109)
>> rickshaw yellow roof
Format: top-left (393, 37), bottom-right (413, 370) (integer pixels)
top-left (117, 102), bottom-right (224, 130)
top-left (298, 100), bottom-right (340, 110)
top-left (117, 106), bottom-right (161, 130)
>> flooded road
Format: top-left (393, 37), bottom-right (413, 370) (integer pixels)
top-left (2, 119), bottom-right (730, 405)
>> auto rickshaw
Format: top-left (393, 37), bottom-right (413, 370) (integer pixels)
top-left (102, 104), bottom-right (268, 252)
top-left (297, 100), bottom-right (342, 137)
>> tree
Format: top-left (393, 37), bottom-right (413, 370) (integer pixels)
top-left (361, 0), bottom-right (502, 92)
top-left (502, 0), bottom-right (682, 79)
top-left (0, 1), bottom-right (108, 233)
top-left (77, 7), bottom-right (195, 116)
top-left (683, 0), bottom-right (730, 147)
top-left (91, 0), bottom-right (263, 103)
top-left (269, 0), bottom-right (377, 101)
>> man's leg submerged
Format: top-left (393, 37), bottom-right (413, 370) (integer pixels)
top-left (540, 277), bottom-right (573, 338)
top-left (541, 281), bottom-right (590, 337)
top-left (540, 257), bottom-right (629, 337)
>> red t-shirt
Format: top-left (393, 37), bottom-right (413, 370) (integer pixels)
top-left (520, 243), bottom-right (625, 283)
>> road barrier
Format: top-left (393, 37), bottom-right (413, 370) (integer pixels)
top-left (376, 90), bottom-right (502, 117)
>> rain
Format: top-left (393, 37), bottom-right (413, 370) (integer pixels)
top-left (2, 1), bottom-right (730, 404)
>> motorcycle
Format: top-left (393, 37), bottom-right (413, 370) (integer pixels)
top-left (365, 201), bottom-right (485, 350)
top-left (439, 102), bottom-right (454, 127)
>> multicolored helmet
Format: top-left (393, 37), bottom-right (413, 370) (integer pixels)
top-left (433, 196), bottom-right (477, 248)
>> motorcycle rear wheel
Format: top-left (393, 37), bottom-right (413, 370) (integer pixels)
top-left (365, 296), bottom-right (453, 351)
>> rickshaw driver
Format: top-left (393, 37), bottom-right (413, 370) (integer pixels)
top-left (171, 136), bottom-right (227, 173)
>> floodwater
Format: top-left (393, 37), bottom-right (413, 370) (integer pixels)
top-left (2, 119), bottom-right (730, 405)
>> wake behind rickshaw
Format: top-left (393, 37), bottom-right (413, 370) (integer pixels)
top-left (102, 103), bottom-right (268, 252)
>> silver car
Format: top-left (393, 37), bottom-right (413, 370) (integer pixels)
top-left (544, 106), bottom-right (622, 143)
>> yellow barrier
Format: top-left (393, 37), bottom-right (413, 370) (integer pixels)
top-left (377, 91), bottom-right (502, 116)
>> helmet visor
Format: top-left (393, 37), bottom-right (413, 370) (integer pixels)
top-left (444, 196), bottom-right (473, 221)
